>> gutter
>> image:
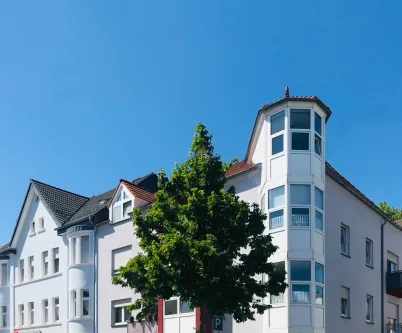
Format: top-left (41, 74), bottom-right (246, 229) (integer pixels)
top-left (381, 218), bottom-right (388, 333)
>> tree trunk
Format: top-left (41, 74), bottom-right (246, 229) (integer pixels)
top-left (200, 303), bottom-right (207, 333)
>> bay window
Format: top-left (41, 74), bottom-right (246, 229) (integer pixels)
top-left (270, 262), bottom-right (285, 304)
top-left (291, 260), bottom-right (311, 304)
top-left (290, 109), bottom-right (311, 151)
top-left (270, 111), bottom-right (285, 156)
top-left (268, 186), bottom-right (285, 229)
top-left (290, 184), bottom-right (311, 227)
top-left (82, 290), bottom-right (90, 316)
top-left (315, 263), bottom-right (324, 306)
top-left (81, 236), bottom-right (89, 264)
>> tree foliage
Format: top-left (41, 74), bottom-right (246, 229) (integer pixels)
top-left (378, 201), bottom-right (402, 221)
top-left (113, 123), bottom-right (287, 332)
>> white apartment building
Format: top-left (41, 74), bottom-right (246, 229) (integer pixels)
top-left (0, 89), bottom-right (402, 333)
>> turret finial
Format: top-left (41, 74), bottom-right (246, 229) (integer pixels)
top-left (284, 86), bottom-right (290, 98)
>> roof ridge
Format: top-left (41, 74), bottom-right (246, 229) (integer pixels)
top-left (30, 179), bottom-right (89, 199)
top-left (121, 179), bottom-right (154, 193)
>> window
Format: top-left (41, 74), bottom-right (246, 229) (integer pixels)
top-left (71, 290), bottom-right (77, 318)
top-left (165, 299), bottom-right (178, 315)
top-left (315, 211), bottom-right (323, 231)
top-left (30, 221), bottom-right (36, 234)
top-left (290, 185), bottom-right (311, 205)
top-left (112, 246), bottom-right (132, 274)
top-left (29, 302), bottom-right (34, 325)
top-left (272, 135), bottom-right (284, 155)
top-left (82, 290), bottom-right (90, 316)
top-left (290, 110), bottom-right (311, 129)
top-left (388, 259), bottom-right (397, 273)
top-left (268, 186), bottom-right (285, 229)
top-left (113, 206), bottom-right (122, 221)
top-left (29, 256), bottom-right (34, 280)
top-left (366, 295), bottom-right (373, 323)
top-left (43, 299), bottom-right (49, 323)
top-left (1, 306), bottom-right (6, 328)
top-left (315, 112), bottom-right (322, 135)
top-left (1, 264), bottom-right (7, 286)
top-left (114, 305), bottom-right (131, 324)
top-left (123, 191), bottom-right (129, 199)
top-left (116, 193), bottom-right (121, 202)
top-left (180, 300), bottom-right (193, 313)
top-left (315, 187), bottom-right (323, 210)
top-left (291, 261), bottom-right (311, 281)
top-left (39, 217), bottom-right (44, 230)
top-left (53, 248), bottom-right (59, 273)
top-left (19, 304), bottom-right (24, 326)
top-left (341, 224), bottom-right (350, 255)
top-left (19, 259), bottom-right (24, 283)
top-left (72, 238), bottom-right (77, 265)
top-left (341, 286), bottom-right (350, 317)
top-left (315, 263), bottom-right (324, 284)
top-left (42, 251), bottom-right (49, 276)
top-left (123, 201), bottom-right (133, 219)
top-left (291, 132), bottom-right (310, 151)
top-left (291, 207), bottom-right (310, 227)
top-left (315, 134), bottom-right (322, 156)
top-left (81, 236), bottom-right (90, 264)
top-left (316, 285), bottom-right (324, 305)
top-left (270, 262), bottom-right (285, 304)
top-left (292, 284), bottom-right (310, 303)
top-left (366, 239), bottom-right (373, 267)
top-left (54, 298), bottom-right (60, 322)
top-left (271, 111), bottom-right (285, 135)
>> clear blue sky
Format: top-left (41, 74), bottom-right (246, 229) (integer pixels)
top-left (0, 1), bottom-right (401, 245)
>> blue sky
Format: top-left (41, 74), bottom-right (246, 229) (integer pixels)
top-left (0, 1), bottom-right (401, 244)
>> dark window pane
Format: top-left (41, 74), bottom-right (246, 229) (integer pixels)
top-left (315, 187), bottom-right (324, 210)
top-left (316, 211), bottom-right (323, 231)
top-left (315, 134), bottom-right (322, 156)
top-left (291, 261), bottom-right (311, 281)
top-left (292, 132), bottom-right (309, 151)
top-left (272, 135), bottom-right (283, 155)
top-left (164, 300), bottom-right (177, 315)
top-left (315, 263), bottom-right (324, 284)
top-left (180, 301), bottom-right (193, 314)
top-left (315, 113), bottom-right (322, 135)
top-left (292, 284), bottom-right (310, 303)
top-left (271, 111), bottom-right (285, 135)
top-left (290, 110), bottom-right (311, 129)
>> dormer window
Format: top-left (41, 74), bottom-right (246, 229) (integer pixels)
top-left (112, 189), bottom-right (132, 223)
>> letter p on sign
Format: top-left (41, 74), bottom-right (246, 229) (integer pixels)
top-left (213, 316), bottom-right (223, 333)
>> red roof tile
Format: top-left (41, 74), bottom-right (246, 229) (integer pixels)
top-left (121, 180), bottom-right (155, 203)
top-left (225, 160), bottom-right (256, 178)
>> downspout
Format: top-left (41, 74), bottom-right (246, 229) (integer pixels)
top-left (89, 215), bottom-right (98, 333)
top-left (381, 218), bottom-right (388, 333)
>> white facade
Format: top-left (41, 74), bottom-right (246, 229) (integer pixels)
top-left (2, 91), bottom-right (402, 333)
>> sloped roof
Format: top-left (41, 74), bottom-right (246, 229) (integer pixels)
top-left (225, 160), bottom-right (256, 178)
top-left (31, 179), bottom-right (89, 226)
top-left (121, 180), bottom-right (155, 203)
top-left (133, 173), bottom-right (158, 193)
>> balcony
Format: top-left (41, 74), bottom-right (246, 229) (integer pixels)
top-left (386, 271), bottom-right (402, 298)
top-left (387, 323), bottom-right (402, 333)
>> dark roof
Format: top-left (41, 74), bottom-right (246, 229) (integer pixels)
top-left (132, 173), bottom-right (158, 193)
top-left (226, 160), bottom-right (256, 178)
top-left (64, 188), bottom-right (115, 227)
top-left (245, 95), bottom-right (332, 161)
top-left (31, 179), bottom-right (89, 226)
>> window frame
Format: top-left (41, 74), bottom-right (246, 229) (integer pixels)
top-left (341, 224), bottom-right (350, 256)
top-left (269, 262), bottom-right (285, 305)
top-left (53, 248), bottom-right (60, 273)
top-left (70, 290), bottom-right (77, 319)
top-left (29, 302), bottom-right (34, 325)
top-left (366, 238), bottom-right (373, 268)
top-left (19, 259), bottom-right (24, 283)
top-left (314, 112), bottom-right (323, 157)
top-left (341, 286), bottom-right (350, 318)
top-left (164, 297), bottom-right (195, 318)
top-left (315, 262), bottom-right (324, 307)
top-left (112, 299), bottom-right (132, 326)
top-left (19, 304), bottom-right (24, 327)
top-left (290, 260), bottom-right (311, 305)
top-left (29, 256), bottom-right (34, 280)
top-left (270, 111), bottom-right (285, 158)
top-left (1, 306), bottom-right (6, 328)
top-left (291, 132), bottom-right (310, 151)
top-left (112, 245), bottom-right (132, 275)
top-left (42, 251), bottom-right (49, 276)
top-left (43, 299), bottom-right (49, 324)
top-left (0, 263), bottom-right (7, 286)
top-left (366, 295), bottom-right (373, 323)
top-left (268, 185), bottom-right (285, 230)
top-left (81, 236), bottom-right (90, 264)
top-left (290, 184), bottom-right (311, 229)
top-left (54, 298), bottom-right (60, 322)
top-left (82, 289), bottom-right (90, 317)
top-left (30, 220), bottom-right (36, 235)
top-left (113, 189), bottom-right (133, 223)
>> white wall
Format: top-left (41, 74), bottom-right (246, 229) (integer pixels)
top-left (325, 176), bottom-right (382, 333)
top-left (12, 194), bottom-right (68, 333)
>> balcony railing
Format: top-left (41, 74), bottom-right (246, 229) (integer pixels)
top-left (291, 213), bottom-right (309, 227)
top-left (387, 271), bottom-right (402, 298)
top-left (387, 323), bottom-right (402, 333)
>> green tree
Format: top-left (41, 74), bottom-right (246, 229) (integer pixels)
top-left (113, 123), bottom-right (287, 333)
top-left (378, 201), bottom-right (402, 221)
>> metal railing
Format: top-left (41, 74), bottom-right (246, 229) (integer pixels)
top-left (386, 323), bottom-right (402, 333)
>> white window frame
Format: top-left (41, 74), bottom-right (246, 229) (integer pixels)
top-left (341, 224), bottom-right (350, 256)
top-left (38, 217), bottom-right (45, 232)
top-left (53, 248), bottom-right (59, 273)
top-left (290, 109), bottom-right (311, 152)
top-left (53, 298), bottom-right (60, 322)
top-left (70, 290), bottom-right (77, 319)
top-left (341, 286), bottom-right (350, 318)
top-left (112, 245), bottom-right (132, 275)
top-left (1, 306), bottom-right (7, 328)
top-left (315, 262), bottom-right (324, 307)
top-left (29, 220), bottom-right (36, 235)
top-left (29, 256), bottom-right (34, 280)
top-left (19, 259), bottom-right (24, 283)
top-left (267, 186), bottom-right (285, 230)
top-left (270, 110), bottom-right (285, 158)
top-left (366, 295), bottom-right (373, 323)
top-left (70, 235), bottom-right (92, 266)
top-left (29, 302), bottom-right (34, 325)
top-left (113, 189), bottom-right (132, 222)
top-left (290, 260), bottom-right (312, 304)
top-left (290, 184), bottom-right (311, 228)
top-left (81, 236), bottom-right (90, 264)
top-left (1, 263), bottom-right (7, 286)
top-left (164, 297), bottom-right (194, 318)
top-left (71, 238), bottom-right (77, 265)
top-left (19, 304), bottom-right (24, 327)
top-left (314, 112), bottom-right (323, 157)
top-left (366, 238), bottom-right (373, 267)
top-left (42, 251), bottom-right (49, 276)
top-left (43, 299), bottom-right (49, 323)
top-left (82, 289), bottom-right (90, 317)
top-left (112, 299), bottom-right (132, 326)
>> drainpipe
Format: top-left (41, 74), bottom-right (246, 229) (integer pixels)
top-left (381, 218), bottom-right (388, 333)
top-left (89, 215), bottom-right (98, 333)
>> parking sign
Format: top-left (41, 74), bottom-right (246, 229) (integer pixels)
top-left (213, 316), bottom-right (223, 333)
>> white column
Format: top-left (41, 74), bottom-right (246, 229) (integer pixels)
top-left (69, 239), bottom-right (73, 266)
top-left (49, 249), bottom-right (54, 275)
top-left (76, 237), bottom-right (82, 265)
top-left (77, 290), bottom-right (82, 318)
